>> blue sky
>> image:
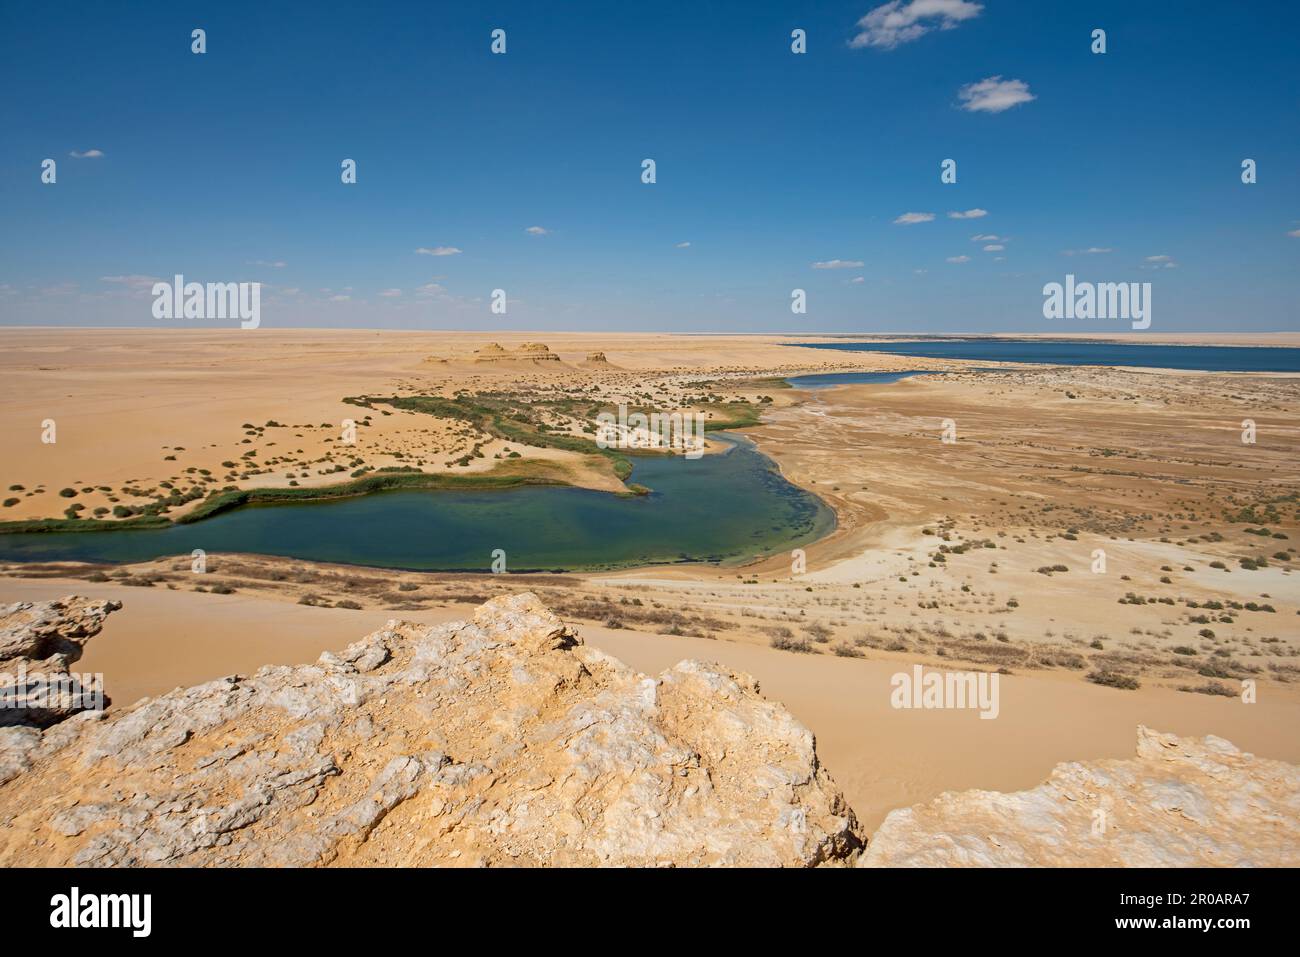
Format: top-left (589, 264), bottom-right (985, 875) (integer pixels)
top-left (1, 0), bottom-right (1296, 332)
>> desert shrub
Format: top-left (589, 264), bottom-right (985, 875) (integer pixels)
top-left (1086, 669), bottom-right (1140, 690)
top-left (770, 635), bottom-right (813, 654)
top-left (1178, 681), bottom-right (1236, 697)
top-left (804, 622), bottom-right (833, 643)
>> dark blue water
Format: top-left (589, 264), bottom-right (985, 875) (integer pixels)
top-left (796, 340), bottom-right (1300, 373)
top-left (786, 370), bottom-right (926, 389)
top-left (0, 434), bottom-right (834, 573)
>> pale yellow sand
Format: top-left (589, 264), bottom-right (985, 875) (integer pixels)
top-left (3, 577), bottom-right (1296, 832)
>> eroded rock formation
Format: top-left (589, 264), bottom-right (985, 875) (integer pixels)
top-left (0, 596), bottom-right (119, 729)
top-left (2, 592), bottom-right (1294, 868)
top-left (861, 725), bottom-right (1300, 867)
top-left (473, 342), bottom-right (562, 365)
top-left (0, 593), bottom-right (862, 867)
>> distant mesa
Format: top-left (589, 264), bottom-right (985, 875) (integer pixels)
top-left (514, 342), bottom-right (555, 357)
top-left (423, 342), bottom-right (569, 368)
top-left (420, 342), bottom-right (624, 370)
top-left (475, 342), bottom-right (562, 366)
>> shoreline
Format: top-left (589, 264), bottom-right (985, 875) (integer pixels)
top-left (3, 329), bottom-right (1296, 700)
top-left (0, 430), bottom-right (838, 574)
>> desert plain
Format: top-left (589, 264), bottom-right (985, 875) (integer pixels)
top-left (1, 327), bottom-right (1298, 832)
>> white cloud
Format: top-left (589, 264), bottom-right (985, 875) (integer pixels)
top-left (415, 246), bottom-right (462, 257)
top-left (328, 295), bottom-right (350, 302)
top-left (247, 260), bottom-right (287, 268)
top-left (982, 244), bottom-right (1004, 252)
top-left (970, 233), bottom-right (1000, 242)
top-left (415, 282), bottom-right (447, 297)
top-left (849, 0), bottom-right (983, 50)
top-left (812, 259), bottom-right (865, 269)
top-left (946, 255), bottom-right (971, 263)
top-left (280, 287), bottom-right (301, 295)
top-left (69, 149), bottom-right (104, 159)
top-left (675, 241), bottom-right (691, 248)
top-left (957, 76), bottom-right (1035, 113)
top-left (1063, 247), bottom-right (1112, 255)
top-left (524, 226), bottom-right (549, 235)
top-left (850, 276), bottom-right (866, 283)
top-left (378, 288), bottom-right (402, 297)
top-left (947, 208), bottom-right (987, 219)
top-left (893, 211), bottom-right (935, 225)
top-left (1288, 229), bottom-right (1300, 238)
top-left (1145, 254), bottom-right (1173, 262)
top-left (99, 274), bottom-right (161, 290)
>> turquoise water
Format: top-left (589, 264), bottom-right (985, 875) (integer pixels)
top-left (0, 434), bottom-right (833, 572)
top-left (797, 339), bottom-right (1300, 372)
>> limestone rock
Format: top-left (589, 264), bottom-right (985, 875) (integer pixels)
top-left (581, 352), bottom-right (620, 369)
top-left (0, 593), bottom-right (862, 867)
top-left (0, 596), bottom-right (119, 729)
top-left (472, 342), bottom-right (563, 366)
top-left (861, 726), bottom-right (1300, 867)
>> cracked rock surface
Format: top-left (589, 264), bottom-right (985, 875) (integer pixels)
top-left (0, 596), bottom-right (119, 730)
top-left (860, 725), bottom-right (1300, 867)
top-left (0, 592), bottom-right (863, 867)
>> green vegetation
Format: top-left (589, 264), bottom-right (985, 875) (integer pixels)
top-left (0, 515), bottom-right (170, 534)
top-left (176, 466), bottom-right (573, 524)
top-left (4, 383), bottom-right (770, 535)
top-left (353, 392), bottom-right (635, 477)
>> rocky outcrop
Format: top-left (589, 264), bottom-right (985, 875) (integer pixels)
top-left (516, 342), bottom-right (558, 359)
top-left (0, 597), bottom-right (119, 729)
top-left (861, 726), bottom-right (1300, 867)
top-left (472, 342), bottom-right (563, 366)
top-left (4, 593), bottom-right (1291, 868)
top-left (0, 593), bottom-right (862, 867)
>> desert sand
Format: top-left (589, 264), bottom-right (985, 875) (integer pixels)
top-left (2, 328), bottom-right (1297, 832)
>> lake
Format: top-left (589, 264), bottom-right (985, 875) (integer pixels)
top-left (796, 339), bottom-right (1300, 373)
top-left (785, 370), bottom-right (927, 389)
top-left (0, 434), bottom-right (834, 573)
